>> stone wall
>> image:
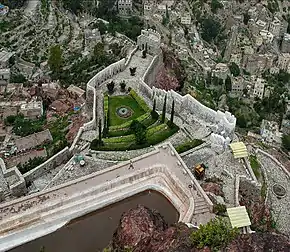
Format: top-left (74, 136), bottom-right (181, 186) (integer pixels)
top-left (0, 158), bottom-right (27, 197)
top-left (23, 147), bottom-right (71, 183)
top-left (143, 53), bottom-right (163, 87)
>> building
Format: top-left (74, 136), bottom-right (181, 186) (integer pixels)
top-left (269, 17), bottom-right (282, 37)
top-left (277, 53), bottom-right (290, 72)
top-left (0, 69), bottom-right (10, 85)
top-left (19, 101), bottom-right (43, 119)
top-left (67, 85), bottom-right (85, 99)
top-left (249, 19), bottom-right (268, 36)
top-left (252, 77), bottom-right (266, 99)
top-left (259, 30), bottom-right (274, 44)
top-left (243, 54), bottom-right (274, 74)
top-left (14, 129), bottom-right (53, 152)
top-left (281, 33), bottom-right (290, 53)
top-left (260, 119), bottom-right (282, 144)
top-left (118, 0), bottom-right (132, 15)
top-left (231, 76), bottom-right (245, 94)
top-left (180, 13), bottom-right (191, 25)
top-left (0, 51), bottom-right (14, 68)
top-left (137, 29), bottom-right (161, 55)
top-left (0, 4), bottom-right (9, 15)
top-left (212, 63), bottom-right (229, 80)
top-left (143, 1), bottom-right (152, 15)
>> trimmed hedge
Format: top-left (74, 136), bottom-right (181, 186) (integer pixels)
top-left (91, 123), bottom-right (179, 151)
top-left (104, 95), bottom-right (109, 116)
top-left (129, 89), bottom-right (150, 112)
top-left (175, 139), bottom-right (204, 154)
top-left (109, 112), bottom-right (151, 131)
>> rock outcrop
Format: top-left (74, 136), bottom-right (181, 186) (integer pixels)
top-left (109, 205), bottom-right (290, 252)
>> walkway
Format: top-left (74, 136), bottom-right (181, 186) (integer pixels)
top-left (256, 152), bottom-right (290, 236)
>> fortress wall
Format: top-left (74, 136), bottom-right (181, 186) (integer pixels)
top-left (24, 147), bottom-right (71, 183)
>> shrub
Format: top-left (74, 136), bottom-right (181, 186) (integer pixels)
top-left (90, 139), bottom-right (104, 149)
top-left (130, 120), bottom-right (147, 144)
top-left (129, 89), bottom-right (150, 112)
top-left (190, 217), bottom-right (239, 250)
top-left (120, 81), bottom-right (126, 91)
top-left (104, 95), bottom-right (109, 115)
top-left (151, 110), bottom-right (159, 119)
top-left (213, 204), bottom-right (227, 216)
top-left (107, 81), bottom-right (115, 93)
top-left (109, 113), bottom-right (151, 131)
top-left (175, 139), bottom-right (204, 153)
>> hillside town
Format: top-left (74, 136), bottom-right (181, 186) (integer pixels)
top-left (0, 0), bottom-right (290, 252)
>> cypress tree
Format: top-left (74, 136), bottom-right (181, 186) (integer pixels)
top-left (152, 99), bottom-right (156, 112)
top-left (161, 94), bottom-right (167, 123)
top-left (98, 119), bottom-right (102, 143)
top-left (170, 100), bottom-right (175, 126)
top-left (103, 115), bottom-right (107, 137)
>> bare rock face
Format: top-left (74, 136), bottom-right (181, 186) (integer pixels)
top-left (226, 233), bottom-right (290, 252)
top-left (201, 182), bottom-right (224, 197)
top-left (111, 205), bottom-right (290, 252)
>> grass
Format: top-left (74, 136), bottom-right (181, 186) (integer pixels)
top-left (249, 155), bottom-right (261, 179)
top-left (109, 95), bottom-right (145, 126)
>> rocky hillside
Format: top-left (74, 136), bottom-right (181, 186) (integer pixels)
top-left (105, 205), bottom-right (290, 252)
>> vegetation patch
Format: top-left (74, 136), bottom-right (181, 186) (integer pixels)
top-left (249, 155), bottom-right (261, 179)
top-left (175, 139), bottom-right (204, 153)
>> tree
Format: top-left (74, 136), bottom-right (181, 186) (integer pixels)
top-left (120, 81), bottom-right (126, 91)
top-left (48, 45), bottom-right (63, 76)
top-left (142, 49), bottom-right (147, 58)
top-left (130, 120), bottom-right (147, 145)
top-left (282, 134), bottom-right (290, 151)
top-left (107, 81), bottom-right (115, 93)
top-left (161, 95), bottom-right (167, 123)
top-left (103, 115), bottom-right (108, 137)
top-left (201, 17), bottom-right (222, 43)
top-left (98, 119), bottom-right (102, 143)
top-left (211, 0), bottom-right (223, 13)
top-left (243, 12), bottom-right (250, 25)
top-left (225, 75), bottom-right (232, 92)
top-left (151, 99), bottom-right (159, 119)
top-left (169, 100), bottom-right (175, 127)
top-left (229, 62), bottom-right (240, 77)
top-left (129, 67), bottom-right (137, 76)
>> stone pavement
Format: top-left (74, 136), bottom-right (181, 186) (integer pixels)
top-left (256, 152), bottom-right (290, 236)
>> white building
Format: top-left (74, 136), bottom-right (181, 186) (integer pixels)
top-left (260, 119), bottom-right (282, 144)
top-left (0, 69), bottom-right (10, 85)
top-left (259, 30), bottom-right (274, 43)
top-left (181, 13), bottom-right (191, 25)
top-left (144, 1), bottom-right (152, 15)
top-left (137, 29), bottom-right (161, 55)
top-left (118, 0), bottom-right (132, 15)
top-left (252, 77), bottom-right (266, 99)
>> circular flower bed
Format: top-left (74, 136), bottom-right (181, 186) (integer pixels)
top-left (116, 106), bottom-right (133, 118)
top-left (272, 184), bottom-right (287, 199)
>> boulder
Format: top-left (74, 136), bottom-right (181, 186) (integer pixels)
top-left (201, 182), bottom-right (224, 196)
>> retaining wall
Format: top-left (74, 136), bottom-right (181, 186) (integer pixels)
top-left (23, 147), bottom-right (71, 183)
top-left (0, 159), bottom-right (27, 197)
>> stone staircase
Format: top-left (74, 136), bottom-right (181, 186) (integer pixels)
top-left (193, 196), bottom-right (210, 214)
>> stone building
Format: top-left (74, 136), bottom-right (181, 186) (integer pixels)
top-left (143, 0), bottom-right (152, 15)
top-left (281, 33), bottom-right (290, 53)
top-left (259, 30), bottom-right (274, 44)
top-left (137, 29), bottom-right (161, 55)
top-left (19, 101), bottom-right (43, 119)
top-left (212, 63), bottom-right (229, 80)
top-left (67, 84), bottom-right (85, 99)
top-left (0, 68), bottom-right (10, 85)
top-left (277, 53), bottom-right (290, 72)
top-left (181, 13), bottom-right (191, 25)
top-left (118, 0), bottom-right (132, 15)
top-left (252, 77), bottom-right (266, 99)
top-left (243, 54), bottom-right (274, 74)
top-left (231, 76), bottom-right (245, 95)
top-left (260, 119), bottom-right (282, 144)
top-left (269, 17), bottom-right (282, 37)
top-left (0, 51), bottom-right (14, 68)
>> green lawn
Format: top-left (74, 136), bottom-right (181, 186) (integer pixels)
top-left (109, 95), bottom-right (145, 126)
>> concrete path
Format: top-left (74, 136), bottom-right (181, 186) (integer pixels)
top-left (24, 0), bottom-right (39, 15)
